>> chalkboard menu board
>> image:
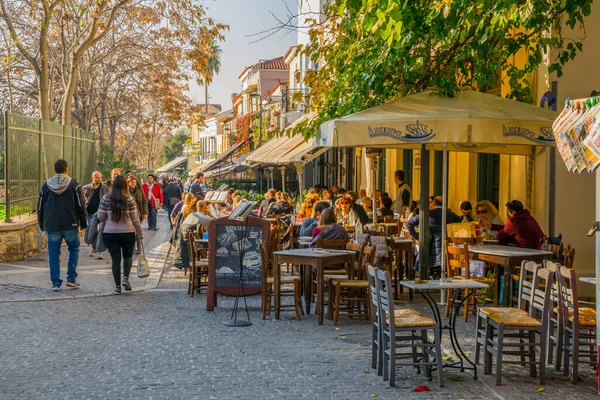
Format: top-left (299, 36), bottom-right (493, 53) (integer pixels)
top-left (206, 216), bottom-right (271, 311)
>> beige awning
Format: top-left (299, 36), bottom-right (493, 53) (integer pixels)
top-left (316, 89), bottom-right (557, 153)
top-left (274, 139), bottom-right (327, 164)
top-left (244, 135), bottom-right (291, 163)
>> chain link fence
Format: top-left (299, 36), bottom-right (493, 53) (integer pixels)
top-left (0, 111), bottom-right (96, 222)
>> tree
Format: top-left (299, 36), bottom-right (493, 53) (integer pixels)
top-left (201, 41), bottom-right (222, 114)
top-left (162, 129), bottom-right (189, 165)
top-left (295, 0), bottom-right (593, 139)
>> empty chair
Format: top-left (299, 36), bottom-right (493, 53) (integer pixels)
top-left (557, 266), bottom-right (597, 383)
top-left (483, 266), bottom-right (553, 386)
top-left (187, 231), bottom-right (208, 297)
top-left (375, 269), bottom-right (444, 387)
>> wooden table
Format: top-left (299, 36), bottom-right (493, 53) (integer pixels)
top-left (389, 237), bottom-right (414, 299)
top-left (469, 245), bottom-right (553, 306)
top-left (400, 279), bottom-right (489, 379)
top-left (273, 249), bottom-right (355, 324)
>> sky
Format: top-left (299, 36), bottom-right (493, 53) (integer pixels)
top-left (190, 0), bottom-right (298, 110)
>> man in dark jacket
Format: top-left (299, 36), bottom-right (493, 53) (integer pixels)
top-left (82, 171), bottom-right (109, 258)
top-left (189, 172), bottom-right (205, 199)
top-left (497, 200), bottom-right (544, 249)
top-left (163, 179), bottom-right (182, 229)
top-left (405, 196), bottom-right (461, 278)
top-left (38, 159), bottom-right (87, 291)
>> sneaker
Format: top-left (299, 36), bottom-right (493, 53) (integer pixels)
top-left (52, 285), bottom-right (61, 292)
top-left (113, 286), bottom-right (122, 295)
top-left (90, 252), bottom-right (96, 258)
top-left (66, 280), bottom-right (80, 289)
top-left (96, 253), bottom-right (104, 260)
top-left (122, 278), bottom-right (132, 292)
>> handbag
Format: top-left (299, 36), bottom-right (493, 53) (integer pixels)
top-left (95, 222), bottom-right (107, 253)
top-left (137, 239), bottom-right (150, 278)
top-left (84, 216), bottom-right (99, 245)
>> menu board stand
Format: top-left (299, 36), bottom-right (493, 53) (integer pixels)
top-left (206, 215), bottom-right (270, 321)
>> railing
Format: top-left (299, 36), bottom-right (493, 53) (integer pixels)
top-left (0, 111), bottom-right (96, 222)
top-left (282, 88), bottom-right (309, 113)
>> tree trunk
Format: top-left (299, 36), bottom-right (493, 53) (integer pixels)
top-left (205, 83), bottom-right (209, 114)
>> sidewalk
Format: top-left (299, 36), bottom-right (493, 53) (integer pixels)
top-left (0, 210), bottom-right (173, 302)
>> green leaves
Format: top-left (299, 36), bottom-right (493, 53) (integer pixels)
top-left (296, 0), bottom-right (591, 139)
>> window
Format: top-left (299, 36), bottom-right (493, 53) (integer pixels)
top-left (477, 154), bottom-right (500, 206)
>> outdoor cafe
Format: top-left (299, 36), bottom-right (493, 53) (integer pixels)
top-left (178, 89), bottom-right (598, 390)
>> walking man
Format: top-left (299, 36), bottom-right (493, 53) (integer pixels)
top-left (82, 171), bottom-right (109, 258)
top-left (163, 178), bottom-right (183, 229)
top-left (37, 159), bottom-right (88, 291)
top-left (142, 174), bottom-right (164, 230)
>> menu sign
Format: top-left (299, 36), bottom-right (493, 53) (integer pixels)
top-left (206, 216), bottom-right (271, 311)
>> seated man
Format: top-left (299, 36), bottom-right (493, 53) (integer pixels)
top-left (376, 196), bottom-right (394, 219)
top-left (405, 196), bottom-right (462, 278)
top-left (299, 201), bottom-right (330, 237)
top-left (497, 200), bottom-right (544, 249)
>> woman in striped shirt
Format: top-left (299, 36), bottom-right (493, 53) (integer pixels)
top-left (97, 175), bottom-right (144, 295)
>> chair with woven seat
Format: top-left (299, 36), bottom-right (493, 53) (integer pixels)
top-left (375, 269), bottom-right (443, 387)
top-left (312, 238), bottom-right (351, 307)
top-left (328, 245), bottom-right (375, 325)
top-left (557, 266), bottom-right (597, 383)
top-left (187, 231), bottom-right (208, 297)
top-left (483, 265), bottom-right (553, 386)
top-left (259, 242), bottom-right (303, 320)
top-left (474, 260), bottom-right (537, 366)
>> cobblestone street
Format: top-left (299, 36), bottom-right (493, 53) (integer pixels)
top-left (0, 212), bottom-right (598, 399)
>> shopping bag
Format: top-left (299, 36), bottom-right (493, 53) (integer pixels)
top-left (84, 216), bottom-right (99, 245)
top-left (95, 222), bottom-right (107, 253)
top-left (137, 239), bottom-right (150, 278)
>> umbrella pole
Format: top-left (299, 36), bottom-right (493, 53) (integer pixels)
top-left (418, 146), bottom-right (430, 280)
top-left (440, 143), bottom-right (448, 305)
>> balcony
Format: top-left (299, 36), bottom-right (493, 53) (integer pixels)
top-left (282, 88), bottom-right (309, 113)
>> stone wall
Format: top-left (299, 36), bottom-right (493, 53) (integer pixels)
top-left (0, 215), bottom-right (47, 262)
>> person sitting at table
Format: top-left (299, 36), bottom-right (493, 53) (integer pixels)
top-left (405, 196), bottom-right (462, 278)
top-left (357, 189), bottom-right (367, 205)
top-left (377, 196), bottom-right (395, 220)
top-left (362, 196), bottom-right (373, 220)
top-left (299, 201), bottom-right (330, 237)
top-left (335, 195), bottom-right (359, 226)
top-left (475, 200), bottom-right (504, 230)
top-left (170, 193), bottom-right (196, 228)
top-left (266, 192), bottom-right (294, 215)
top-left (310, 207), bottom-right (349, 242)
top-left (351, 198), bottom-right (369, 225)
top-left (172, 200), bottom-right (210, 270)
top-left (497, 200), bottom-right (544, 249)
top-left (298, 197), bottom-right (317, 220)
top-left (321, 188), bottom-right (333, 205)
top-left (459, 200), bottom-right (475, 222)
top-left (183, 200), bottom-right (213, 230)
top-left (258, 188), bottom-right (277, 217)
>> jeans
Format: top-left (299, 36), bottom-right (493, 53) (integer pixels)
top-left (47, 229), bottom-right (80, 287)
top-left (148, 206), bottom-right (157, 229)
top-left (103, 232), bottom-right (136, 286)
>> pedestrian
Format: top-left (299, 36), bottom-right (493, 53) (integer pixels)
top-left (105, 168), bottom-right (122, 190)
top-left (163, 179), bottom-right (183, 229)
top-left (82, 171), bottom-right (110, 259)
top-left (37, 159), bottom-right (88, 291)
top-left (189, 172), bottom-right (205, 198)
top-left (127, 176), bottom-right (148, 223)
top-left (142, 174), bottom-right (164, 231)
top-left (96, 175), bottom-right (144, 295)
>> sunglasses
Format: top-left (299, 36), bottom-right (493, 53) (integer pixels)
top-left (476, 210), bottom-right (488, 215)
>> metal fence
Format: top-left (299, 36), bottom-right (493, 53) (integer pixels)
top-left (0, 111), bottom-right (96, 222)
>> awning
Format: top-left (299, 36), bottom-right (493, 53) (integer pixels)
top-left (190, 139), bottom-right (250, 175)
top-left (316, 89), bottom-right (557, 153)
top-left (155, 156), bottom-right (187, 173)
top-left (275, 142), bottom-right (328, 164)
top-left (204, 153), bottom-right (252, 179)
top-left (245, 135), bottom-right (292, 164)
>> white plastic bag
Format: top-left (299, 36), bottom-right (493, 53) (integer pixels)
top-left (137, 239), bottom-right (150, 278)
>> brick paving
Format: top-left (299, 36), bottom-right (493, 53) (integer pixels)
top-left (0, 213), bottom-right (597, 399)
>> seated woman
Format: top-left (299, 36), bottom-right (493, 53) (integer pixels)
top-left (297, 197), bottom-right (317, 220)
top-left (335, 195), bottom-right (359, 226)
top-left (266, 191), bottom-right (294, 215)
top-left (321, 189), bottom-right (333, 205)
top-left (172, 196), bottom-right (205, 270)
top-left (475, 200), bottom-right (504, 231)
top-left (310, 208), bottom-right (349, 270)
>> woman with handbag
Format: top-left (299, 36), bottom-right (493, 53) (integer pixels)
top-left (97, 175), bottom-right (144, 295)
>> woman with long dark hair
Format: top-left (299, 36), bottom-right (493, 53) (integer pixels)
top-left (97, 175), bottom-right (144, 294)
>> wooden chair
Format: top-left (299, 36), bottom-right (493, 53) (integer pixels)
top-left (557, 266), bottom-right (596, 382)
top-left (483, 265), bottom-right (553, 386)
top-left (187, 231), bottom-right (208, 297)
top-left (474, 260), bottom-right (536, 366)
top-left (563, 245), bottom-right (575, 269)
top-left (383, 215), bottom-right (395, 223)
top-left (327, 245), bottom-right (375, 325)
top-left (375, 269), bottom-right (444, 387)
top-left (259, 242), bottom-right (303, 320)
